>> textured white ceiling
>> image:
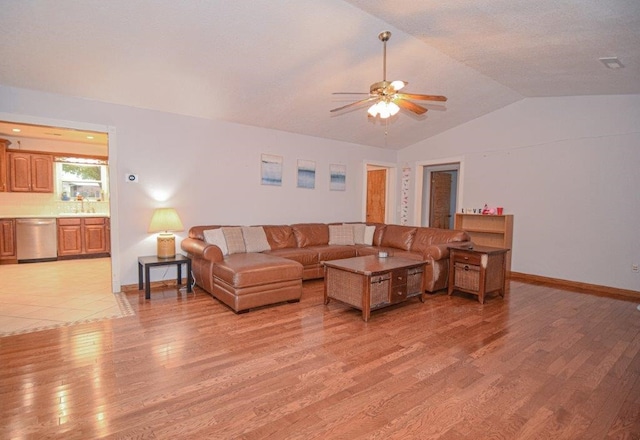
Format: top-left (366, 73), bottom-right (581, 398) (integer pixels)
top-left (0, 0), bottom-right (638, 149)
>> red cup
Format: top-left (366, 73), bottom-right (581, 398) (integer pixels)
top-left (497, 207), bottom-right (503, 215)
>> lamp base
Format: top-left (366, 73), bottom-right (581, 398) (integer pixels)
top-left (157, 233), bottom-right (176, 258)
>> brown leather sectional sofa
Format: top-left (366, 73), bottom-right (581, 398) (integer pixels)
top-left (181, 223), bottom-right (471, 313)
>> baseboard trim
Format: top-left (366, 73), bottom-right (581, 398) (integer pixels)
top-left (121, 273), bottom-right (639, 302)
top-left (510, 272), bottom-right (640, 301)
top-left (121, 278), bottom-right (188, 293)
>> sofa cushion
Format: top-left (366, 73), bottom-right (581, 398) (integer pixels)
top-left (371, 223), bottom-right (386, 246)
top-left (242, 226), bottom-right (271, 253)
top-left (222, 227), bottom-right (246, 254)
top-left (309, 244), bottom-right (357, 261)
top-left (263, 247), bottom-right (320, 267)
top-left (213, 253), bottom-right (302, 288)
top-left (263, 225), bottom-right (297, 249)
top-left (411, 228), bottom-right (471, 254)
top-left (350, 223), bottom-right (366, 244)
top-left (380, 225), bottom-right (417, 251)
top-left (203, 228), bottom-right (229, 255)
top-left (292, 223), bottom-right (329, 248)
top-left (364, 225), bottom-right (375, 245)
top-left (329, 224), bottom-right (355, 245)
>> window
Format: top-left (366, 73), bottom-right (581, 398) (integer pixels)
top-left (55, 157), bottom-right (108, 201)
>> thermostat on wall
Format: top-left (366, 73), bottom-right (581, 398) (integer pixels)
top-left (125, 174), bottom-right (139, 183)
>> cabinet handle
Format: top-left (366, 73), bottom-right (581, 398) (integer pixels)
top-left (397, 276), bottom-right (403, 281)
top-left (464, 265), bottom-right (470, 271)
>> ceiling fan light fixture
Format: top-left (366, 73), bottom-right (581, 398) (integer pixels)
top-left (330, 31), bottom-right (447, 119)
top-left (368, 101), bottom-right (399, 119)
top-left (367, 102), bottom-right (380, 117)
top-left (390, 80), bottom-right (406, 91)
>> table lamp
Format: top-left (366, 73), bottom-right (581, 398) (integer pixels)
top-left (148, 207), bottom-right (184, 258)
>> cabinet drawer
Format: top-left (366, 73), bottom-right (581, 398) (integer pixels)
top-left (391, 268), bottom-right (408, 286)
top-left (452, 250), bottom-right (482, 265)
top-left (57, 218), bottom-right (81, 226)
top-left (454, 262), bottom-right (480, 291)
top-left (390, 283), bottom-right (407, 303)
top-left (84, 217), bottom-right (106, 225)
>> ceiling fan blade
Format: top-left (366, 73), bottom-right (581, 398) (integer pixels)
top-left (396, 93), bottom-right (447, 102)
top-left (395, 99), bottom-right (428, 115)
top-left (332, 92), bottom-right (370, 95)
top-left (330, 97), bottom-right (379, 113)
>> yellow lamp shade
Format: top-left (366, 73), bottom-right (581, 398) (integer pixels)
top-left (148, 208), bottom-right (184, 258)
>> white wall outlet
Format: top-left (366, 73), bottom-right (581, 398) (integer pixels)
top-left (125, 174), bottom-right (138, 183)
top-left (633, 264), bottom-right (639, 273)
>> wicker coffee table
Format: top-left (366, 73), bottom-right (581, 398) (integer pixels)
top-left (323, 255), bottom-right (426, 322)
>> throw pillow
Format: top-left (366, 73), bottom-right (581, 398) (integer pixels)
top-left (241, 226), bottom-right (271, 253)
top-left (350, 223), bottom-right (366, 244)
top-left (328, 224), bottom-right (355, 245)
top-left (203, 228), bottom-right (229, 256)
top-left (221, 227), bottom-right (246, 254)
top-left (363, 225), bottom-right (375, 245)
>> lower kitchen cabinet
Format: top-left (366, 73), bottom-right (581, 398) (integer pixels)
top-left (57, 217), bottom-right (110, 258)
top-left (0, 219), bottom-right (17, 263)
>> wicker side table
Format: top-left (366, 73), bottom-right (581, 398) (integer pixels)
top-left (447, 245), bottom-right (509, 304)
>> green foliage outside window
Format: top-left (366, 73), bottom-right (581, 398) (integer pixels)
top-left (62, 164), bottom-right (101, 181)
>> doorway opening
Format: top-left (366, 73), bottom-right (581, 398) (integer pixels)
top-left (363, 162), bottom-right (397, 224)
top-left (0, 115), bottom-right (119, 293)
top-left (414, 159), bottom-right (463, 228)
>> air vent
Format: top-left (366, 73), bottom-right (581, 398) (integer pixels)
top-left (599, 57), bottom-right (624, 69)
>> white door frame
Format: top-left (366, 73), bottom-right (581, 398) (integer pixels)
top-left (362, 160), bottom-right (397, 224)
top-left (413, 156), bottom-right (465, 227)
top-left (0, 112), bottom-right (121, 293)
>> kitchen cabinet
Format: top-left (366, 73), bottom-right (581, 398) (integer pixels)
top-left (0, 139), bottom-right (9, 192)
top-left (8, 151), bottom-right (53, 193)
top-left (57, 217), bottom-right (110, 258)
top-left (0, 219), bottom-right (17, 263)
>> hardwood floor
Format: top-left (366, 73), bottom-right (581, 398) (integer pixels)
top-left (1, 280), bottom-right (639, 439)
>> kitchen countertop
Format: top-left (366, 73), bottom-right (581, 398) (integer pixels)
top-left (1, 214), bottom-right (110, 219)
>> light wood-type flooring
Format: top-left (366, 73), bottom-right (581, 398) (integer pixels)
top-left (1, 279), bottom-right (639, 439)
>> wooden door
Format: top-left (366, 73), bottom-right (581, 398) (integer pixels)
top-left (429, 171), bottom-right (452, 229)
top-left (366, 169), bottom-right (386, 223)
top-left (30, 154), bottom-right (53, 193)
top-left (8, 152), bottom-right (31, 192)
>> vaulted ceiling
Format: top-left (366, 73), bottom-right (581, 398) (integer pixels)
top-left (1, 1), bottom-right (638, 149)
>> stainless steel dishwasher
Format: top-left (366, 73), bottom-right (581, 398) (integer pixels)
top-left (16, 218), bottom-right (58, 262)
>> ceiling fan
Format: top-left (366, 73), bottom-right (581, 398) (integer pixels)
top-left (330, 31), bottom-right (447, 119)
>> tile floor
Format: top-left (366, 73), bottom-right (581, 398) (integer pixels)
top-left (0, 258), bottom-right (133, 336)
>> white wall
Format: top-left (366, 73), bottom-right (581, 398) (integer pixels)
top-left (0, 85), bottom-right (395, 286)
top-left (399, 95), bottom-right (640, 292)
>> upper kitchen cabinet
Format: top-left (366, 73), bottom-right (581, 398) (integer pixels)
top-left (0, 138), bottom-right (9, 192)
top-left (8, 151), bottom-right (53, 193)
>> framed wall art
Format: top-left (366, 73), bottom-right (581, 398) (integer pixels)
top-left (297, 160), bottom-right (316, 189)
top-left (261, 154), bottom-right (282, 186)
top-left (329, 164), bottom-right (346, 191)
